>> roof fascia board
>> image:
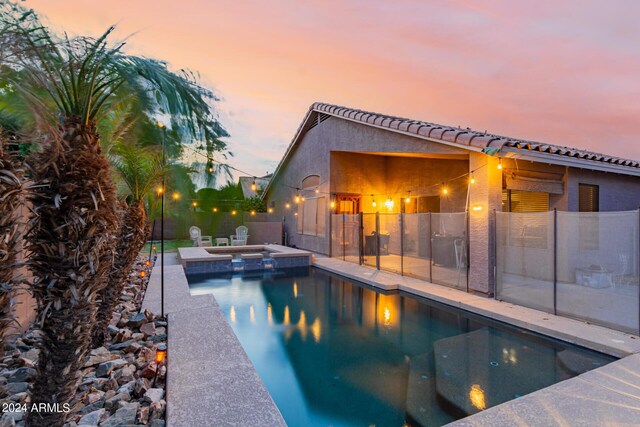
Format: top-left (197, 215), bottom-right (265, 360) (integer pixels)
top-left (501, 148), bottom-right (640, 177)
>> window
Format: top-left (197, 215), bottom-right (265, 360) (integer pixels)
top-left (296, 175), bottom-right (325, 237)
top-left (578, 184), bottom-right (599, 212)
top-left (502, 190), bottom-right (549, 212)
top-left (336, 195), bottom-right (361, 214)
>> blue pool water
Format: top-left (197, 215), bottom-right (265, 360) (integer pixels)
top-left (187, 267), bottom-right (615, 427)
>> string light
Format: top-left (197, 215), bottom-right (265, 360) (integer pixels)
top-left (470, 174), bottom-right (476, 185)
top-left (212, 207), bottom-right (218, 213)
top-left (192, 201), bottom-right (198, 207)
top-left (251, 178), bottom-right (257, 191)
top-left (231, 210), bottom-right (237, 215)
top-left (498, 158), bottom-right (503, 170)
top-left (442, 182), bottom-right (448, 195)
top-left (330, 201), bottom-right (335, 209)
top-left (295, 194), bottom-right (301, 204)
top-left (285, 203), bottom-right (291, 209)
top-left (156, 186), bottom-right (164, 195)
top-left (405, 191), bottom-right (411, 204)
top-left (172, 192), bottom-right (180, 200)
top-left (371, 194), bottom-right (377, 208)
top-left (250, 210), bottom-right (256, 216)
top-left (268, 208), bottom-right (274, 213)
top-left (315, 188), bottom-right (319, 194)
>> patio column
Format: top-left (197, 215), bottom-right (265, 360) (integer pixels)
top-left (468, 152), bottom-right (503, 296)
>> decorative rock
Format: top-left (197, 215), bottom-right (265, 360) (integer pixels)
top-left (125, 342), bottom-right (142, 354)
top-left (132, 333), bottom-right (145, 341)
top-left (114, 329), bottom-right (132, 343)
top-left (22, 349), bottom-right (39, 362)
top-left (139, 363), bottom-right (157, 380)
top-left (110, 311), bottom-right (122, 326)
top-left (6, 382), bottom-right (28, 394)
top-left (156, 327), bottom-right (166, 336)
top-left (126, 312), bottom-right (147, 328)
top-left (101, 404), bottom-right (138, 426)
top-left (115, 366), bottom-right (135, 385)
top-left (104, 392), bottom-right (131, 412)
top-left (103, 389), bottom-right (116, 402)
top-left (149, 420), bottom-right (165, 427)
top-left (80, 400), bottom-right (104, 415)
top-left (7, 367), bottom-right (35, 383)
top-left (109, 340), bottom-right (134, 351)
top-left (107, 325), bottom-right (119, 336)
top-left (143, 388), bottom-right (164, 404)
top-left (84, 347), bottom-right (112, 367)
top-left (96, 359), bottom-right (127, 378)
top-left (77, 408), bottom-right (105, 426)
top-left (116, 381), bottom-right (135, 395)
top-left (134, 378), bottom-right (150, 397)
top-left (137, 405), bottom-right (150, 424)
top-left (140, 322), bottom-right (156, 338)
top-left (149, 400), bottom-right (166, 422)
top-left (85, 390), bottom-right (104, 405)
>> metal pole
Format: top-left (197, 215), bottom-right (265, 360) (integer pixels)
top-left (493, 209), bottom-right (498, 299)
top-left (637, 208), bottom-right (640, 335)
top-left (342, 213), bottom-right (346, 261)
top-left (553, 208), bottom-right (557, 316)
top-left (400, 212), bottom-right (404, 276)
top-left (429, 212), bottom-right (433, 283)
top-left (375, 212), bottom-right (380, 270)
top-left (148, 218), bottom-right (156, 260)
top-left (160, 127), bottom-right (166, 319)
top-left (359, 212), bottom-right (364, 265)
top-left (466, 212), bottom-right (469, 293)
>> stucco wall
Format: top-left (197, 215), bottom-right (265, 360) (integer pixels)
top-left (567, 168), bottom-right (640, 211)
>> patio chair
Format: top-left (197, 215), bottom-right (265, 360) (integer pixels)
top-left (230, 225), bottom-right (249, 246)
top-left (189, 226), bottom-right (212, 247)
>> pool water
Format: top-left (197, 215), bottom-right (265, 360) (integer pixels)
top-left (187, 267), bottom-right (615, 427)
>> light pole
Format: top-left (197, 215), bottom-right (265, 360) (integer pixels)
top-left (157, 121), bottom-right (166, 318)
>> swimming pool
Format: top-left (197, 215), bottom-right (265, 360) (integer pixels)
top-left (187, 267), bottom-right (615, 426)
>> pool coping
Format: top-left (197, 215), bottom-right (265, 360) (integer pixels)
top-left (142, 253), bottom-right (286, 427)
top-left (313, 257), bottom-right (640, 358)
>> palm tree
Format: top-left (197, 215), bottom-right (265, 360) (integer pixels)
top-left (1, 5), bottom-right (228, 425)
top-left (91, 141), bottom-right (163, 347)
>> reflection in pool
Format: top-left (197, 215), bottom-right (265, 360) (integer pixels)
top-left (187, 268), bottom-right (615, 427)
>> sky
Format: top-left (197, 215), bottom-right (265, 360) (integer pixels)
top-left (24, 0), bottom-right (640, 184)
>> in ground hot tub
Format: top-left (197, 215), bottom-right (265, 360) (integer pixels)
top-left (177, 244), bottom-right (311, 274)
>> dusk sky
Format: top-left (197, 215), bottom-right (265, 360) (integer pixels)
top-left (25, 0), bottom-right (640, 184)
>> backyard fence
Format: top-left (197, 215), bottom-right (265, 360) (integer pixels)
top-left (495, 209), bottom-right (640, 334)
top-left (331, 212), bottom-right (468, 290)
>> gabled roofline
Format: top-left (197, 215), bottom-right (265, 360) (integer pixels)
top-left (263, 102), bottom-right (640, 198)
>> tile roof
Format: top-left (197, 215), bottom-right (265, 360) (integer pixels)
top-left (312, 102), bottom-right (640, 170)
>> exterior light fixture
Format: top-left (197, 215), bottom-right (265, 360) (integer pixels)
top-left (330, 201), bottom-right (335, 209)
top-left (371, 194), bottom-right (377, 208)
top-left (295, 195), bottom-right (301, 204)
top-left (140, 271), bottom-right (146, 278)
top-left (285, 203), bottom-right (291, 209)
top-left (405, 191), bottom-right (411, 204)
top-left (231, 210), bottom-right (237, 215)
top-left (251, 210), bottom-right (256, 216)
top-left (472, 205), bottom-right (483, 211)
top-left (251, 179), bottom-right (257, 192)
top-left (442, 182), bottom-right (448, 195)
top-left (470, 174), bottom-right (476, 185)
top-left (268, 208), bottom-right (274, 213)
top-left (384, 197), bottom-right (394, 210)
top-left (498, 159), bottom-right (503, 170)
top-left (212, 208), bottom-right (218, 213)
top-left (208, 167), bottom-right (214, 173)
top-left (155, 344), bottom-right (167, 364)
top-left (315, 188), bottom-right (319, 194)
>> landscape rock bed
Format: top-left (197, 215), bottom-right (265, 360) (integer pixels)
top-left (0, 256), bottom-right (165, 427)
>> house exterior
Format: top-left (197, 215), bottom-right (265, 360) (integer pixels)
top-left (262, 102), bottom-right (640, 296)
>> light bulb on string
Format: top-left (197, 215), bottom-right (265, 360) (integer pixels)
top-left (470, 174), bottom-right (476, 185)
top-left (251, 178), bottom-right (257, 192)
top-left (441, 182), bottom-right (448, 195)
top-left (498, 158), bottom-right (503, 170)
top-left (405, 190), bottom-right (411, 204)
top-left (371, 194), bottom-right (377, 208)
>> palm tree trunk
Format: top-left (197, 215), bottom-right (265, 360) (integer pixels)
top-left (91, 200), bottom-right (147, 348)
top-left (0, 137), bottom-right (25, 398)
top-left (26, 119), bottom-right (118, 427)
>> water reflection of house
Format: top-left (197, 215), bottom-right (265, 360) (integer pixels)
top-left (263, 103), bottom-right (640, 295)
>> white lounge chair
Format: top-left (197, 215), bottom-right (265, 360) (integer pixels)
top-left (189, 226), bottom-right (212, 247)
top-left (230, 225), bottom-right (249, 246)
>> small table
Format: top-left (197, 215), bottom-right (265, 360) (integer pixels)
top-left (215, 238), bottom-right (229, 246)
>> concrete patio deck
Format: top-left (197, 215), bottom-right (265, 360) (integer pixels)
top-left (142, 253), bottom-right (285, 427)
